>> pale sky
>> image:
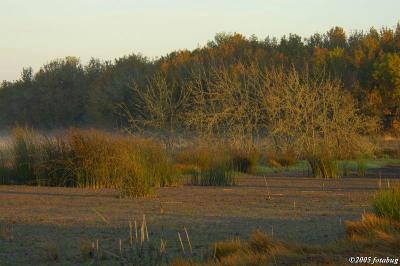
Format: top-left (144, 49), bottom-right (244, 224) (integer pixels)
top-left (1, 0), bottom-right (399, 81)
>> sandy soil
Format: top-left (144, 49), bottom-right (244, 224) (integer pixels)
top-left (0, 176), bottom-right (397, 265)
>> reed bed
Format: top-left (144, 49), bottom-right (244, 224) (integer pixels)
top-left (0, 127), bottom-right (176, 197)
top-left (174, 142), bottom-right (260, 186)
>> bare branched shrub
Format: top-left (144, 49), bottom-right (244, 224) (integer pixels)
top-left (185, 63), bottom-right (269, 152)
top-left (265, 68), bottom-right (378, 178)
top-left (117, 62), bottom-right (376, 179)
top-left (121, 72), bottom-right (192, 150)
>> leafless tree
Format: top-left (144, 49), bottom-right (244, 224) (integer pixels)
top-left (120, 72), bottom-right (191, 150)
top-left (185, 63), bottom-right (269, 151)
top-left (264, 68), bottom-right (377, 178)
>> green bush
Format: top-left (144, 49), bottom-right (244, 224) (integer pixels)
top-left (373, 187), bottom-right (400, 221)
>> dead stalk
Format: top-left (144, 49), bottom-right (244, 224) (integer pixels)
top-left (184, 227), bottom-right (193, 255)
top-left (178, 232), bottom-right (185, 256)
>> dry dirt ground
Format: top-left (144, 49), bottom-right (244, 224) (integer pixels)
top-left (0, 176), bottom-right (398, 265)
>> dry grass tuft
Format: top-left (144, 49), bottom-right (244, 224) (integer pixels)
top-left (345, 213), bottom-right (400, 254)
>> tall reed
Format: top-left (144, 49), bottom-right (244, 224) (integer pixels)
top-left (10, 127), bottom-right (40, 184)
top-left (1, 127), bottom-right (177, 197)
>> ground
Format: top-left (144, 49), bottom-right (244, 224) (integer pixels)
top-left (1, 174), bottom-right (398, 266)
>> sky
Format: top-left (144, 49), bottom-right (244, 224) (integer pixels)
top-left (0, 0), bottom-right (399, 81)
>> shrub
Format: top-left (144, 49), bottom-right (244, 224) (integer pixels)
top-left (373, 187), bottom-right (400, 221)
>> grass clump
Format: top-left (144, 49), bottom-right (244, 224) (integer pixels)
top-left (230, 149), bottom-right (258, 174)
top-left (174, 142), bottom-right (237, 186)
top-left (307, 156), bottom-right (341, 179)
top-left (117, 138), bottom-right (177, 197)
top-left (10, 127), bottom-right (41, 184)
top-left (1, 127), bottom-right (176, 197)
top-left (345, 213), bottom-right (400, 255)
top-left (191, 163), bottom-right (236, 186)
top-left (373, 187), bottom-right (400, 221)
top-left (206, 230), bottom-right (291, 265)
top-left (0, 148), bottom-right (12, 184)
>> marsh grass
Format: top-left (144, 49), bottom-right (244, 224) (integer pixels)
top-left (230, 149), bottom-right (258, 174)
top-left (70, 211), bottom-right (400, 265)
top-left (373, 187), bottom-right (400, 220)
top-left (307, 156), bottom-right (341, 179)
top-left (0, 148), bottom-right (12, 184)
top-left (174, 142), bottom-right (251, 186)
top-left (345, 213), bottom-right (400, 256)
top-left (176, 215), bottom-right (400, 265)
top-left (191, 163), bottom-right (236, 186)
top-left (10, 127), bottom-right (40, 184)
top-left (357, 159), bottom-right (367, 177)
top-left (0, 127), bottom-right (177, 197)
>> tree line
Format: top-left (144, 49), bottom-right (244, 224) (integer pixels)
top-left (1, 24), bottom-right (400, 134)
